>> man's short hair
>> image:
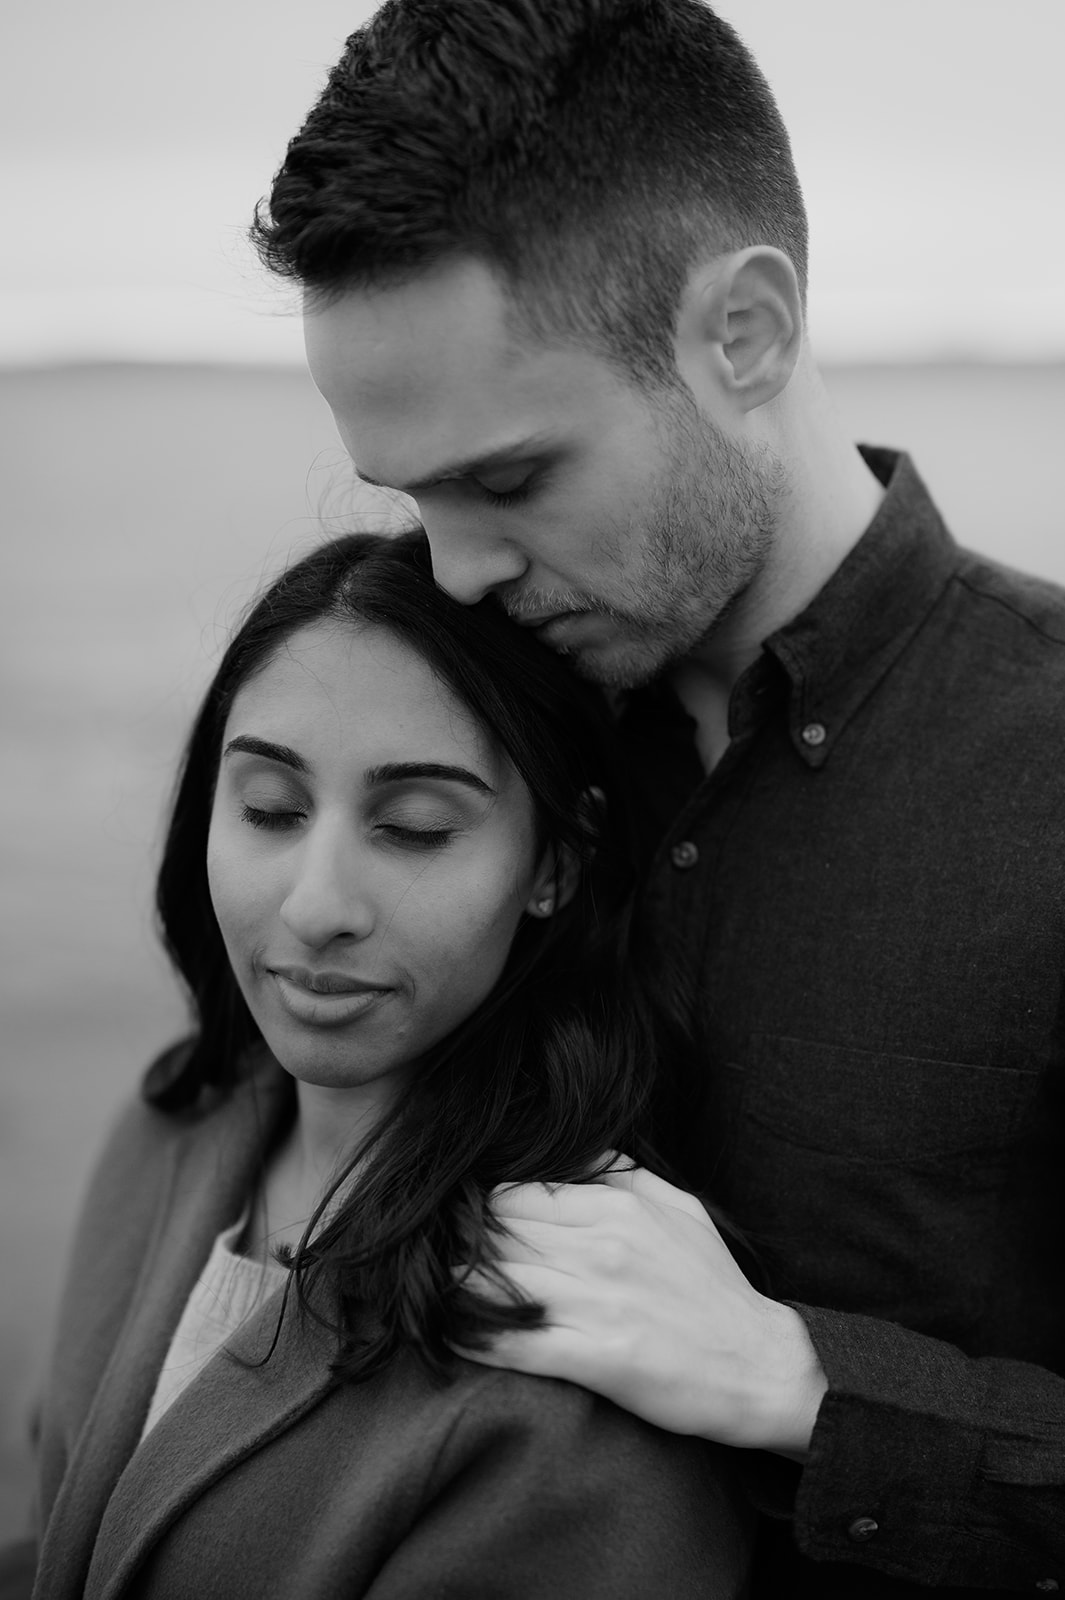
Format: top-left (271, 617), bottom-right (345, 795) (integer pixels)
top-left (253, 0), bottom-right (808, 385)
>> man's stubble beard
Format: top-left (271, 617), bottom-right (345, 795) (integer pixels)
top-left (564, 411), bottom-right (785, 690)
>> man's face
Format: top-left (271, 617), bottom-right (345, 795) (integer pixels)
top-left (305, 258), bottom-right (780, 688)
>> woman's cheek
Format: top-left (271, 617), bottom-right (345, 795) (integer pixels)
top-left (399, 885), bottom-right (497, 984)
top-left (208, 826), bottom-right (267, 953)
top-left (446, 863), bottom-right (528, 944)
top-left (454, 887), bottom-right (530, 980)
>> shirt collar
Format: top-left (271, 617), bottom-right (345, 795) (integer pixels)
top-left (761, 446), bottom-right (961, 767)
top-left (620, 447), bottom-right (961, 770)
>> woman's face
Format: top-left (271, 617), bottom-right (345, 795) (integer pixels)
top-left (207, 619), bottom-right (551, 1099)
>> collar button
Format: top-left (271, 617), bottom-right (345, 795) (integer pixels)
top-left (801, 721), bottom-right (827, 747)
top-left (670, 840), bottom-right (699, 870)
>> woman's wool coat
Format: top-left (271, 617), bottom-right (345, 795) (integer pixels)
top-left (32, 1058), bottom-right (751, 1599)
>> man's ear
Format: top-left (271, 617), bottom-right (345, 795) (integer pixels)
top-left (525, 787), bottom-right (604, 918)
top-left (675, 246), bottom-right (803, 413)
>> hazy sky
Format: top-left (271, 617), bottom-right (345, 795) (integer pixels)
top-left (3, 0), bottom-right (1062, 362)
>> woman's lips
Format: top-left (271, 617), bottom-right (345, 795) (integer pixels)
top-left (268, 967), bottom-right (392, 1027)
top-left (272, 965), bottom-right (383, 995)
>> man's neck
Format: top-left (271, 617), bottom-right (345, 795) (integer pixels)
top-left (671, 376), bottom-right (884, 772)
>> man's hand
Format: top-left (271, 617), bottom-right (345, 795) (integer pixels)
top-left (459, 1164), bottom-right (828, 1457)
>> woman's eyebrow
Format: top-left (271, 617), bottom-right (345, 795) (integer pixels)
top-left (223, 735), bottom-right (308, 773)
top-left (367, 761), bottom-right (495, 796)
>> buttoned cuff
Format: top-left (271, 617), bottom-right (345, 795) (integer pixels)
top-left (790, 1305), bottom-right (982, 1586)
top-left (788, 1303), bottom-right (1065, 1591)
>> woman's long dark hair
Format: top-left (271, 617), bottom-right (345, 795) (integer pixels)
top-left (153, 529), bottom-right (689, 1379)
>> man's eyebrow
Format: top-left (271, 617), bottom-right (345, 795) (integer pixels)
top-left (354, 437), bottom-right (551, 497)
top-left (222, 735), bottom-right (309, 773)
top-left (367, 761), bottom-right (495, 796)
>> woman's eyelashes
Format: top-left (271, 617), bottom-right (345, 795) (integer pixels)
top-left (237, 800), bottom-right (459, 850)
top-left (378, 822), bottom-right (457, 849)
top-left (241, 802), bottom-right (305, 831)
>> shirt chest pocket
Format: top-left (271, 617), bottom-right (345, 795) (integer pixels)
top-left (719, 1034), bottom-right (1039, 1335)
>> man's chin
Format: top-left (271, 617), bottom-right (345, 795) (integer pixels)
top-left (563, 629), bottom-right (677, 691)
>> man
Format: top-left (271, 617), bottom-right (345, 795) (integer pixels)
top-left (253, 1), bottom-right (1065, 1591)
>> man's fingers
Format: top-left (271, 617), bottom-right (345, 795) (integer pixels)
top-left (491, 1180), bottom-right (613, 1226)
top-left (598, 1163), bottom-right (716, 1228)
top-left (487, 1216), bottom-right (588, 1269)
top-left (455, 1260), bottom-right (586, 1311)
top-left (492, 1166), bottom-right (716, 1233)
top-left (451, 1323), bottom-right (607, 1384)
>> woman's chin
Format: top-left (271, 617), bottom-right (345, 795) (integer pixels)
top-left (255, 1024), bottom-right (409, 1100)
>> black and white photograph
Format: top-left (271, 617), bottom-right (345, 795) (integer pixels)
top-left (2, 2), bottom-right (1064, 1595)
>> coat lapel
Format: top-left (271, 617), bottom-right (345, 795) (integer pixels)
top-left (84, 1282), bottom-right (340, 1600)
top-left (33, 1062), bottom-right (294, 1600)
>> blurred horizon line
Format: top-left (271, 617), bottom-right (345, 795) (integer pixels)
top-left (8, 353), bottom-right (1065, 376)
top-left (4, 281), bottom-right (1065, 371)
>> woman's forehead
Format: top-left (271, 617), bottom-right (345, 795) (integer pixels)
top-left (226, 618), bottom-right (512, 784)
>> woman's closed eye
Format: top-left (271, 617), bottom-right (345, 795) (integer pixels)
top-left (241, 803), bottom-right (306, 832)
top-left (377, 819), bottom-right (458, 850)
top-left (240, 810), bottom-right (457, 848)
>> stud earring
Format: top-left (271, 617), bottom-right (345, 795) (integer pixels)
top-left (533, 894), bottom-right (555, 916)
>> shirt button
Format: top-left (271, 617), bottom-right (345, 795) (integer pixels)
top-left (670, 840), bottom-right (699, 870)
top-left (846, 1516), bottom-right (879, 1543)
top-left (801, 721), bottom-right (827, 747)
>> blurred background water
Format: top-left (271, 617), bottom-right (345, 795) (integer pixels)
top-left (2, 0), bottom-right (1064, 1546)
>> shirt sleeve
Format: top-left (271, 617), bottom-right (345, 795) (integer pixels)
top-left (786, 1303), bottom-right (1065, 1591)
top-left (362, 1372), bottom-right (752, 1600)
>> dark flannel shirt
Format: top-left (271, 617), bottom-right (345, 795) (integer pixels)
top-left (621, 448), bottom-right (1065, 1597)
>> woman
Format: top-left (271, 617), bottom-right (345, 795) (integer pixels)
top-left (31, 531), bottom-right (749, 1599)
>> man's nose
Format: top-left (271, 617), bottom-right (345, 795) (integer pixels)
top-left (418, 508), bottom-right (528, 605)
top-left (278, 826), bottom-right (376, 950)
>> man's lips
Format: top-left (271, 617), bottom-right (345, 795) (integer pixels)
top-left (509, 610), bottom-right (564, 627)
top-left (509, 608), bottom-right (583, 629)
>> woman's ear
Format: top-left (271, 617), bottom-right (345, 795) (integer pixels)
top-left (525, 843), bottom-right (579, 918)
top-left (525, 788), bottom-right (604, 918)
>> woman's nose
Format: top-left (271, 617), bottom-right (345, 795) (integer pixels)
top-left (278, 825), bottom-right (376, 949)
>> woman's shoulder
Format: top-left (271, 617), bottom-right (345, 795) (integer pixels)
top-left (442, 1356), bottom-right (739, 1485)
top-left (346, 1348), bottom-right (745, 1517)
top-left (316, 1352), bottom-right (751, 1596)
